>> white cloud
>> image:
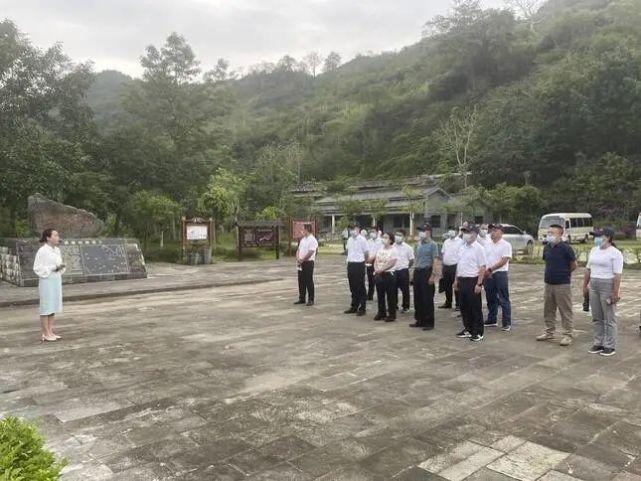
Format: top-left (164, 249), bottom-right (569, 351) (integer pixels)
top-left (1, 0), bottom-right (508, 77)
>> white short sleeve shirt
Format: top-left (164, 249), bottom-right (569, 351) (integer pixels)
top-left (587, 246), bottom-right (624, 279)
top-left (456, 241), bottom-right (487, 278)
top-left (442, 237), bottom-right (463, 266)
top-left (485, 239), bottom-right (513, 273)
top-left (346, 235), bottom-right (369, 262)
top-left (297, 235), bottom-right (318, 262)
top-left (394, 242), bottom-right (415, 270)
top-left (374, 246), bottom-right (398, 272)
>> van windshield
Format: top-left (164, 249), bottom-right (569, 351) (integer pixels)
top-left (539, 216), bottom-right (564, 229)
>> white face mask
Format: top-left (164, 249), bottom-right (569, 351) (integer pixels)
top-left (462, 233), bottom-right (472, 243)
top-left (479, 229), bottom-right (488, 238)
top-left (369, 232), bottom-right (376, 240)
top-left (418, 231), bottom-right (427, 240)
top-left (448, 230), bottom-right (456, 238)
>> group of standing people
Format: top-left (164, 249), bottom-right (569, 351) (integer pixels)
top-left (295, 220), bottom-right (626, 356)
top-left (33, 220), bottom-right (626, 356)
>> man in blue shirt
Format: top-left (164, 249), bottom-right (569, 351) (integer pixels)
top-left (410, 224), bottom-right (441, 331)
top-left (537, 224), bottom-right (577, 346)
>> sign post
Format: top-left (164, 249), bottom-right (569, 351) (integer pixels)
top-left (288, 219), bottom-right (317, 256)
top-left (236, 220), bottom-right (283, 261)
top-left (181, 217), bottom-right (215, 264)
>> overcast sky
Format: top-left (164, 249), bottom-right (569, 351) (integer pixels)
top-left (2, 0), bottom-right (505, 78)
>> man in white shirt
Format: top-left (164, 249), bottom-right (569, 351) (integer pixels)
top-left (453, 225), bottom-right (487, 342)
top-left (345, 222), bottom-right (370, 316)
top-left (366, 230), bottom-right (383, 301)
top-left (440, 227), bottom-right (463, 310)
top-left (294, 224), bottom-right (318, 306)
top-left (393, 229), bottom-right (415, 313)
top-left (483, 224), bottom-right (513, 331)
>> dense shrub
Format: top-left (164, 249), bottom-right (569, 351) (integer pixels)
top-left (0, 416), bottom-right (66, 481)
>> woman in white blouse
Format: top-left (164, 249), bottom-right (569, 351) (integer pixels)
top-left (582, 227), bottom-right (623, 357)
top-left (33, 229), bottom-right (66, 342)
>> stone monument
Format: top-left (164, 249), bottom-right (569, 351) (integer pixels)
top-left (28, 193), bottom-right (105, 238)
top-left (0, 195), bottom-right (147, 287)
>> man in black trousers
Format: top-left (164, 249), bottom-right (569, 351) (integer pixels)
top-left (454, 225), bottom-right (487, 342)
top-left (409, 224), bottom-right (441, 331)
top-left (440, 227), bottom-right (462, 310)
top-left (294, 224), bottom-right (318, 306)
top-left (344, 222), bottom-right (370, 316)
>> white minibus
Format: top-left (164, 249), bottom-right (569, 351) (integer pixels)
top-left (538, 213), bottom-right (593, 244)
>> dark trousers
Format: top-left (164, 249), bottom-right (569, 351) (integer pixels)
top-left (366, 265), bottom-right (375, 300)
top-left (442, 264), bottom-right (460, 308)
top-left (347, 262), bottom-right (367, 311)
top-left (459, 277), bottom-right (484, 336)
top-left (396, 268), bottom-right (410, 310)
top-left (484, 271), bottom-right (512, 326)
top-left (375, 272), bottom-right (397, 318)
top-left (413, 267), bottom-right (435, 327)
top-left (297, 261), bottom-right (315, 302)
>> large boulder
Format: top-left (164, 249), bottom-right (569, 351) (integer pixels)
top-left (28, 194), bottom-right (105, 238)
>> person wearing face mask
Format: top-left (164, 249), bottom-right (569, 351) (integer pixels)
top-left (537, 224), bottom-right (577, 346)
top-left (453, 225), bottom-right (487, 342)
top-left (476, 223), bottom-right (489, 247)
top-left (374, 232), bottom-right (399, 322)
top-left (440, 227), bottom-right (463, 310)
top-left (483, 224), bottom-right (513, 331)
top-left (410, 224), bottom-right (441, 331)
top-left (366, 230), bottom-right (382, 301)
top-left (583, 227), bottom-right (623, 357)
top-left (393, 229), bottom-right (415, 313)
top-left (345, 222), bottom-right (370, 316)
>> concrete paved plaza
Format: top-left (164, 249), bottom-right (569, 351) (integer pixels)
top-left (2, 257), bottom-right (641, 481)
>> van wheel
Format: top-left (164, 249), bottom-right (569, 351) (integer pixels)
top-left (581, 235), bottom-right (588, 244)
top-left (526, 241), bottom-right (534, 257)
top-left (567, 236), bottom-right (572, 244)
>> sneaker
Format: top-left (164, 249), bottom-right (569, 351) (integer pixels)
top-left (600, 348), bottom-right (616, 357)
top-left (470, 334), bottom-right (484, 342)
top-left (422, 325), bottom-right (434, 331)
top-left (409, 322), bottom-right (422, 328)
top-left (438, 304), bottom-right (451, 309)
top-left (401, 308), bottom-right (410, 313)
top-left (294, 300), bottom-right (306, 305)
top-left (385, 317), bottom-right (396, 322)
top-left (588, 345), bottom-right (604, 354)
top-left (374, 313), bottom-right (386, 321)
top-left (356, 310), bottom-right (366, 317)
top-left (455, 306), bottom-right (461, 311)
top-left (501, 325), bottom-right (512, 332)
top-left (559, 336), bottom-right (573, 347)
top-left (306, 301), bottom-right (314, 306)
top-left (456, 330), bottom-right (471, 338)
top-left (536, 333), bottom-right (554, 341)
top-left (344, 308), bottom-right (357, 314)
top-left (484, 321), bottom-right (498, 327)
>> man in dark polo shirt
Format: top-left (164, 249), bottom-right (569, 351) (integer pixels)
top-left (537, 224), bottom-right (577, 346)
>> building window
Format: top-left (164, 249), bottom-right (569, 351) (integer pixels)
top-left (392, 215), bottom-right (410, 229)
top-left (430, 215), bottom-right (442, 228)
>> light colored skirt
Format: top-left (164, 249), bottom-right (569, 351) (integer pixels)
top-left (39, 273), bottom-right (63, 316)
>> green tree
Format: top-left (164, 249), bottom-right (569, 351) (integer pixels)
top-left (125, 191), bottom-right (182, 248)
top-left (198, 168), bottom-right (245, 229)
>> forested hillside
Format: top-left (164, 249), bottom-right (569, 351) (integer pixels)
top-left (1, 0), bottom-right (640, 239)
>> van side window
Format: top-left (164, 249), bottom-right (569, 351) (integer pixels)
top-left (571, 218), bottom-right (578, 228)
top-left (578, 218), bottom-right (584, 227)
top-left (586, 218), bottom-right (593, 227)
